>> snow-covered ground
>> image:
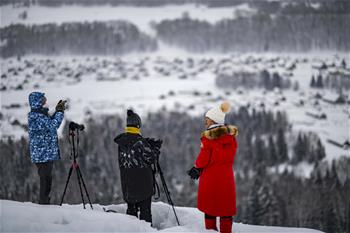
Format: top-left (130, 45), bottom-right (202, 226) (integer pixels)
top-left (0, 200), bottom-right (324, 232)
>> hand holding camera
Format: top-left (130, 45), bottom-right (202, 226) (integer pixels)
top-left (55, 100), bottom-right (67, 112)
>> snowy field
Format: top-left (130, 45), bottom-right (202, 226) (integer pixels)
top-left (0, 200), bottom-right (324, 232)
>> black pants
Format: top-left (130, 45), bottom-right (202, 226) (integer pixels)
top-left (35, 161), bottom-right (53, 204)
top-left (126, 197), bottom-right (152, 224)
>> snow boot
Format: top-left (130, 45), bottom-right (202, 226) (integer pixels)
top-left (126, 203), bottom-right (138, 218)
top-left (139, 197), bottom-right (152, 224)
top-left (219, 217), bottom-right (232, 233)
top-left (205, 214), bottom-right (218, 231)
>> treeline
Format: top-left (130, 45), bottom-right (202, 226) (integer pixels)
top-left (1, 1), bottom-right (349, 57)
top-left (216, 70), bottom-right (293, 90)
top-left (1, 108), bottom-right (349, 231)
top-left (155, 12), bottom-right (350, 52)
top-left (2, 0), bottom-right (349, 13)
top-left (0, 21), bottom-right (157, 58)
top-left (310, 73), bottom-right (350, 90)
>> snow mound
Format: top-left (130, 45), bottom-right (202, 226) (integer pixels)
top-left (0, 200), bottom-right (324, 233)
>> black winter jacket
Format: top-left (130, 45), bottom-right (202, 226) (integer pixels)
top-left (114, 133), bottom-right (156, 203)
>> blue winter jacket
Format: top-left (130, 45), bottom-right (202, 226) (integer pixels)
top-left (28, 92), bottom-right (64, 163)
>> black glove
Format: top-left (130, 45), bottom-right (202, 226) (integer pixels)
top-left (55, 100), bottom-right (66, 112)
top-left (187, 167), bottom-right (202, 180)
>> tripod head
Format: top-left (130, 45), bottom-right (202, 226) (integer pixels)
top-left (146, 137), bottom-right (163, 162)
top-left (69, 121), bottom-right (85, 131)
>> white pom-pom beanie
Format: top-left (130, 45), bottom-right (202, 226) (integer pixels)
top-left (205, 101), bottom-right (231, 124)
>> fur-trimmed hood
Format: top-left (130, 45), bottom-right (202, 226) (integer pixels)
top-left (201, 125), bottom-right (238, 140)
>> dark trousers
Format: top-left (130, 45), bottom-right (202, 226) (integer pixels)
top-left (35, 161), bottom-right (53, 204)
top-left (126, 197), bottom-right (152, 224)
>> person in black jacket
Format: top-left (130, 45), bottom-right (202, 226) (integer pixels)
top-left (114, 109), bottom-right (157, 224)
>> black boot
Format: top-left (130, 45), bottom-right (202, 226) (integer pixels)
top-left (139, 197), bottom-right (152, 224)
top-left (126, 202), bottom-right (138, 218)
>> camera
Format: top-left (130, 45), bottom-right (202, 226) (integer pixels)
top-left (69, 121), bottom-right (85, 131)
top-left (146, 138), bottom-right (162, 149)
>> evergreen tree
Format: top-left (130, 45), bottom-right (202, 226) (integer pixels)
top-left (265, 187), bottom-right (287, 226)
top-left (277, 128), bottom-right (288, 163)
top-left (341, 59), bottom-right (346, 69)
top-left (292, 133), bottom-right (307, 164)
top-left (261, 69), bottom-right (272, 90)
top-left (254, 137), bottom-right (266, 166)
top-left (316, 74), bottom-right (324, 88)
top-left (310, 75), bottom-right (316, 87)
top-left (315, 139), bottom-right (326, 162)
top-left (272, 72), bottom-right (281, 88)
top-left (267, 135), bottom-right (278, 166)
top-left (293, 81), bottom-right (299, 91)
top-left (245, 173), bottom-right (271, 225)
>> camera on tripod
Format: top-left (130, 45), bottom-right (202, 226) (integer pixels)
top-left (60, 120), bottom-right (92, 210)
top-left (69, 121), bottom-right (85, 131)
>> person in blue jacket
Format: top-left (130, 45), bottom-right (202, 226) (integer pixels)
top-left (28, 92), bottom-right (65, 204)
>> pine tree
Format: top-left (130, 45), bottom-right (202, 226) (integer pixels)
top-left (265, 187), bottom-right (287, 226)
top-left (267, 135), bottom-right (278, 166)
top-left (245, 174), bottom-right (271, 225)
top-left (293, 81), bottom-right (299, 91)
top-left (254, 136), bottom-right (266, 166)
top-left (277, 128), bottom-right (288, 163)
top-left (261, 69), bottom-right (271, 90)
top-left (321, 171), bottom-right (341, 233)
top-left (292, 133), bottom-right (306, 164)
top-left (341, 59), bottom-right (346, 68)
top-left (315, 139), bottom-right (326, 162)
top-left (316, 74), bottom-right (324, 88)
top-left (272, 72), bottom-right (281, 88)
top-left (310, 75), bottom-right (316, 87)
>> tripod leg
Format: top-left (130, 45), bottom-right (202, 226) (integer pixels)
top-left (75, 166), bottom-right (86, 209)
top-left (77, 167), bottom-right (93, 210)
top-left (161, 177), bottom-right (180, 226)
top-left (60, 165), bottom-right (74, 206)
top-left (157, 164), bottom-right (180, 226)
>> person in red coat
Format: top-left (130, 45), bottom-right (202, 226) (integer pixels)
top-left (188, 101), bottom-right (238, 233)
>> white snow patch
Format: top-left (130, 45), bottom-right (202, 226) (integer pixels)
top-left (0, 200), bottom-right (324, 232)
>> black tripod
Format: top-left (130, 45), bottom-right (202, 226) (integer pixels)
top-left (60, 128), bottom-right (93, 209)
top-left (155, 160), bottom-right (180, 226)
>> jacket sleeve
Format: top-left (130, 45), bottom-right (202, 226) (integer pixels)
top-left (34, 112), bottom-right (64, 131)
top-left (195, 138), bottom-right (212, 169)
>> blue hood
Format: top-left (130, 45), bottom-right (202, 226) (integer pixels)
top-left (29, 92), bottom-right (45, 109)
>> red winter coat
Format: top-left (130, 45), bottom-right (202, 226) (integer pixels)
top-left (195, 125), bottom-right (238, 217)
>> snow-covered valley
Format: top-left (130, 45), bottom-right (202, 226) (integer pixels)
top-left (1, 53), bottom-right (349, 166)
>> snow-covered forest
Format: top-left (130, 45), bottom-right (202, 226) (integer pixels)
top-left (1, 0), bottom-right (350, 57)
top-left (1, 0), bottom-right (349, 233)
